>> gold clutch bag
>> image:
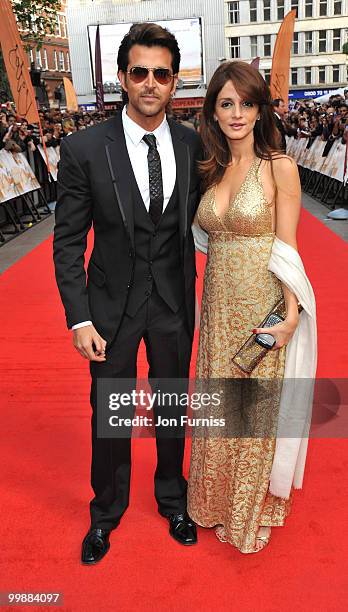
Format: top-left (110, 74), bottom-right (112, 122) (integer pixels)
top-left (232, 298), bottom-right (301, 374)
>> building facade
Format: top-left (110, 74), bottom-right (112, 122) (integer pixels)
top-left (66, 0), bottom-right (225, 110)
top-left (224, 0), bottom-right (348, 97)
top-left (22, 0), bottom-right (72, 108)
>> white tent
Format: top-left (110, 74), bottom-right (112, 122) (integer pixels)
top-left (314, 87), bottom-right (346, 103)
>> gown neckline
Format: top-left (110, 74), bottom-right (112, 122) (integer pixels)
top-left (213, 157), bottom-right (259, 224)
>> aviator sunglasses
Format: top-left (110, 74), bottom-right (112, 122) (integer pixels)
top-left (127, 66), bottom-right (174, 85)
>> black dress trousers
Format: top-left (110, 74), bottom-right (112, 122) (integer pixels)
top-left (89, 290), bottom-right (192, 531)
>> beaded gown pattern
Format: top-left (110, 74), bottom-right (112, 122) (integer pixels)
top-left (187, 159), bottom-right (292, 553)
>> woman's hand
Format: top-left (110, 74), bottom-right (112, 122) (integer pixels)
top-left (252, 316), bottom-right (299, 351)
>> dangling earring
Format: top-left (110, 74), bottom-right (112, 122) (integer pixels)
top-left (256, 116), bottom-right (261, 121)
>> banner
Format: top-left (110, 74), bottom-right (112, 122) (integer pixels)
top-left (95, 24), bottom-right (104, 111)
top-left (63, 77), bottom-right (78, 112)
top-left (0, 150), bottom-right (40, 204)
top-left (250, 57), bottom-right (260, 70)
top-left (0, 0), bottom-right (51, 173)
top-left (270, 10), bottom-right (296, 107)
top-left (0, 0), bottom-right (39, 123)
top-left (287, 136), bottom-right (347, 183)
top-left (37, 145), bottom-right (60, 182)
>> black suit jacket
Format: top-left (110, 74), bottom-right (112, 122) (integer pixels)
top-left (53, 113), bottom-right (202, 344)
top-left (274, 113), bottom-right (287, 152)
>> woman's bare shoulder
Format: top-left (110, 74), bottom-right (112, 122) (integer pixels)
top-left (269, 154), bottom-right (298, 185)
top-left (270, 153), bottom-right (297, 171)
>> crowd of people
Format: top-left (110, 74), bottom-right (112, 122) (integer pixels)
top-left (275, 89), bottom-right (348, 152)
top-left (0, 104), bottom-right (110, 154)
top-left (1, 87), bottom-right (347, 158)
top-left (0, 103), bottom-right (202, 156)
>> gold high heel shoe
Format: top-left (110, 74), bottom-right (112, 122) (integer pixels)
top-left (242, 527), bottom-right (271, 554)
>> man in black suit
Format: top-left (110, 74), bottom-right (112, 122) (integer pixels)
top-left (53, 23), bottom-right (202, 564)
top-left (272, 98), bottom-right (287, 152)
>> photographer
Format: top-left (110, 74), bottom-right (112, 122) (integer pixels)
top-left (332, 105), bottom-right (348, 141)
top-left (1, 122), bottom-right (22, 153)
top-left (0, 111), bottom-right (9, 150)
top-left (42, 128), bottom-right (60, 148)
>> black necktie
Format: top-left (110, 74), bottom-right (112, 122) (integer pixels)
top-left (143, 133), bottom-right (164, 225)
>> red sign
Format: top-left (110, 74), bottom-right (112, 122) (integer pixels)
top-left (172, 97), bottom-right (205, 109)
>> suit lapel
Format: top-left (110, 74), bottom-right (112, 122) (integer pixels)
top-left (168, 119), bottom-right (190, 244)
top-left (104, 114), bottom-right (135, 249)
top-left (104, 114), bottom-right (191, 250)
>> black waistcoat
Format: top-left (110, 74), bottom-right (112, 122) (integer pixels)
top-left (125, 181), bottom-right (185, 317)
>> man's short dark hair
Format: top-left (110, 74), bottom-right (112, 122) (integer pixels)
top-left (117, 22), bottom-right (181, 75)
top-left (272, 98), bottom-right (284, 108)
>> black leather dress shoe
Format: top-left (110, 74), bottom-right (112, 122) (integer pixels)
top-left (81, 528), bottom-right (110, 565)
top-left (163, 512), bottom-right (197, 546)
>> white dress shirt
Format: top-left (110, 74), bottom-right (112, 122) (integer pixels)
top-left (72, 106), bottom-right (177, 331)
top-left (122, 105), bottom-right (176, 211)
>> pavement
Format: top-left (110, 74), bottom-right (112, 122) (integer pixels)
top-left (0, 192), bottom-right (347, 275)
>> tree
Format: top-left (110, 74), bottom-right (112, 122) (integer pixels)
top-left (0, 50), bottom-right (12, 102)
top-left (0, 1), bottom-right (61, 102)
top-left (12, 0), bottom-right (62, 50)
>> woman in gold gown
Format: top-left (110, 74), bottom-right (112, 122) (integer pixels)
top-left (187, 61), bottom-right (302, 553)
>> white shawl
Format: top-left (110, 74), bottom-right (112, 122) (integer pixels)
top-left (192, 222), bottom-right (317, 500)
top-left (268, 237), bottom-right (317, 498)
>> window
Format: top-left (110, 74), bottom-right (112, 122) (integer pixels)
top-left (35, 49), bottom-right (42, 68)
top-left (59, 50), bottom-right (65, 71)
top-left (263, 69), bottom-right (271, 85)
top-left (55, 14), bottom-right (67, 38)
top-left (277, 0), bottom-right (285, 20)
top-left (292, 32), bottom-right (299, 54)
top-left (305, 0), bottom-right (313, 17)
top-left (305, 67), bottom-right (312, 85)
top-left (250, 0), bottom-right (257, 22)
top-left (264, 0), bottom-right (271, 21)
top-left (228, 1), bottom-right (240, 24)
top-left (29, 49), bottom-right (34, 65)
top-left (60, 14), bottom-right (67, 38)
top-left (250, 35), bottom-right (258, 58)
top-left (334, 0), bottom-right (342, 15)
top-left (291, 67), bottom-right (298, 85)
top-left (228, 37), bottom-right (240, 59)
top-left (264, 34), bottom-right (271, 57)
top-left (318, 67), bottom-right (326, 83)
top-left (55, 15), bottom-right (61, 37)
top-left (318, 30), bottom-right (327, 53)
top-left (43, 49), bottom-right (48, 70)
top-left (54, 50), bottom-right (58, 70)
top-left (66, 52), bottom-right (70, 72)
top-left (319, 0), bottom-right (327, 16)
top-left (333, 29), bottom-right (341, 52)
top-left (332, 65), bottom-right (340, 83)
top-left (291, 0), bottom-right (299, 17)
top-left (305, 31), bottom-right (313, 54)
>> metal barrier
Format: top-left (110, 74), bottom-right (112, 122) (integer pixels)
top-left (0, 148), bottom-right (54, 245)
top-left (287, 135), bottom-right (347, 210)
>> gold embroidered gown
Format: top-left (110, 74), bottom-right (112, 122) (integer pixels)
top-left (187, 158), bottom-right (292, 553)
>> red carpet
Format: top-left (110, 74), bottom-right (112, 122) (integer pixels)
top-left (0, 209), bottom-right (347, 611)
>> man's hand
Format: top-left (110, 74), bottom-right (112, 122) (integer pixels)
top-left (73, 325), bottom-right (107, 361)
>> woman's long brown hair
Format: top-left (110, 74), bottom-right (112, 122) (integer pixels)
top-left (199, 61), bottom-right (282, 192)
